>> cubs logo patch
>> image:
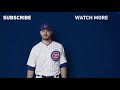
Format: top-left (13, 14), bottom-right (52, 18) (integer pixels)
top-left (51, 51), bottom-right (60, 61)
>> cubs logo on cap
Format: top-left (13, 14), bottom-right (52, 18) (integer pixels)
top-left (40, 23), bottom-right (52, 31)
top-left (44, 25), bottom-right (47, 28)
top-left (51, 51), bottom-right (60, 61)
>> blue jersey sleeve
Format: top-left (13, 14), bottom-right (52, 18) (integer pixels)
top-left (60, 63), bottom-right (66, 68)
top-left (28, 65), bottom-right (35, 71)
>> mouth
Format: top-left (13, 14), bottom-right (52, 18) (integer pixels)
top-left (43, 36), bottom-right (48, 38)
top-left (43, 35), bottom-right (49, 39)
top-left (43, 35), bottom-right (48, 36)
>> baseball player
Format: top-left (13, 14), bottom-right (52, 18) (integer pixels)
top-left (27, 23), bottom-right (67, 78)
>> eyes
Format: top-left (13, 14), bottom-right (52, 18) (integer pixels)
top-left (41, 30), bottom-right (51, 33)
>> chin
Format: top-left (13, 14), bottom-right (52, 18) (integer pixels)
top-left (43, 38), bottom-right (50, 40)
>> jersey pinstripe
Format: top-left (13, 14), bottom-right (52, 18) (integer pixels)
top-left (27, 41), bottom-right (67, 76)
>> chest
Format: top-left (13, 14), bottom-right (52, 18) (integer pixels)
top-left (35, 45), bottom-right (62, 62)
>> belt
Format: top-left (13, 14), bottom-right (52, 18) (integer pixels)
top-left (36, 74), bottom-right (60, 78)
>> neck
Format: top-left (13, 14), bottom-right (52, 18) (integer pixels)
top-left (42, 39), bottom-right (52, 46)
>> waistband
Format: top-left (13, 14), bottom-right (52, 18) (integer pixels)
top-left (36, 74), bottom-right (60, 78)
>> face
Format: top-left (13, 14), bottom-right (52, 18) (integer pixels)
top-left (40, 29), bottom-right (53, 40)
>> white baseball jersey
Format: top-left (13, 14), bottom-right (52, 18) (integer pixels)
top-left (27, 41), bottom-right (67, 76)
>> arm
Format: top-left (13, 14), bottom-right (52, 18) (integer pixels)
top-left (27, 47), bottom-right (36, 78)
top-left (60, 63), bottom-right (67, 78)
top-left (60, 67), bottom-right (67, 78)
top-left (27, 65), bottom-right (35, 78)
top-left (27, 70), bottom-right (34, 78)
top-left (60, 45), bottom-right (67, 78)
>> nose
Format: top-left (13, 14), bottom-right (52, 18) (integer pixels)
top-left (44, 31), bottom-right (46, 34)
top-left (43, 30), bottom-right (48, 35)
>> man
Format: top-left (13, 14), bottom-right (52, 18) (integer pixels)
top-left (27, 23), bottom-right (67, 78)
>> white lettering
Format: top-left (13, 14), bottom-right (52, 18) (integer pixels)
top-left (94, 15), bottom-right (108, 20)
top-left (3, 15), bottom-right (6, 20)
top-left (75, 15), bottom-right (108, 21)
top-left (75, 15), bottom-right (93, 20)
top-left (3, 15), bottom-right (31, 20)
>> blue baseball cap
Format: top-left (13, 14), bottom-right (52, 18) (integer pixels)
top-left (40, 23), bottom-right (52, 31)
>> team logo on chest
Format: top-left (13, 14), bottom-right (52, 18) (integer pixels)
top-left (51, 51), bottom-right (60, 61)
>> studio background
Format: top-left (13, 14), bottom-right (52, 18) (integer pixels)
top-left (0, 12), bottom-right (120, 78)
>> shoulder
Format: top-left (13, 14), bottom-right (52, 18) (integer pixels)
top-left (52, 41), bottom-right (64, 48)
top-left (31, 42), bottom-right (41, 51)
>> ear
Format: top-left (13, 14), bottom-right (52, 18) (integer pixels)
top-left (40, 30), bottom-right (42, 34)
